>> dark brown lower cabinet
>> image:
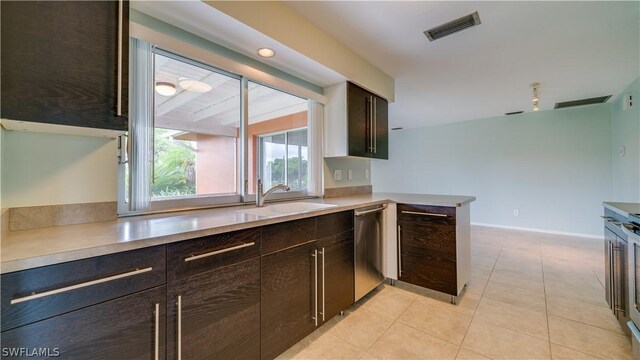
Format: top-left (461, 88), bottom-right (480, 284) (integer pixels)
top-left (397, 204), bottom-right (465, 297)
top-left (261, 241), bottom-right (318, 360)
top-left (318, 230), bottom-right (354, 323)
top-left (167, 258), bottom-right (260, 360)
top-left (0, 286), bottom-right (166, 360)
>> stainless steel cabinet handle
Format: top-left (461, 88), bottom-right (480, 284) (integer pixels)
top-left (184, 242), bottom-right (255, 262)
top-left (177, 295), bottom-right (182, 360)
top-left (320, 247), bottom-right (325, 322)
top-left (401, 210), bottom-right (448, 218)
top-left (608, 241), bottom-right (614, 310)
top-left (369, 96), bottom-right (374, 153)
top-left (10, 267), bottom-right (153, 305)
top-left (397, 225), bottom-right (403, 277)
top-left (116, 0), bottom-right (123, 116)
top-left (373, 97), bottom-right (377, 154)
top-left (354, 204), bottom-right (387, 216)
top-left (312, 250), bottom-right (318, 326)
top-left (154, 303), bottom-right (160, 360)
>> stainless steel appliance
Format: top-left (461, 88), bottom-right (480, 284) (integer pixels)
top-left (354, 204), bottom-right (387, 301)
top-left (622, 213), bottom-right (640, 358)
top-left (602, 208), bottom-right (630, 332)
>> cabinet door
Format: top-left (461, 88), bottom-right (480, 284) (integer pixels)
top-left (398, 217), bottom-right (457, 296)
top-left (373, 95), bottom-right (389, 159)
top-left (318, 230), bottom-right (355, 323)
top-left (0, 1), bottom-right (128, 130)
top-left (0, 286), bottom-right (166, 360)
top-left (347, 82), bottom-right (372, 158)
top-left (261, 241), bottom-right (318, 360)
top-left (167, 258), bottom-right (260, 360)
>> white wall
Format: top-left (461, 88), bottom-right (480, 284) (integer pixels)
top-left (1, 129), bottom-right (118, 207)
top-left (611, 77), bottom-right (640, 202)
top-left (324, 157), bottom-right (371, 189)
top-left (372, 104), bottom-right (613, 237)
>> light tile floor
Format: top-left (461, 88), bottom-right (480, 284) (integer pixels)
top-left (277, 226), bottom-right (633, 360)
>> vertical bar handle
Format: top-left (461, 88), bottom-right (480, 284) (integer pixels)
top-left (369, 96), bottom-right (374, 153)
top-left (320, 247), bottom-right (325, 322)
top-left (116, 0), bottom-right (123, 116)
top-left (154, 303), bottom-right (160, 360)
top-left (397, 225), bottom-right (403, 277)
top-left (312, 250), bottom-right (318, 326)
top-left (373, 97), bottom-right (377, 154)
top-left (177, 295), bottom-right (182, 360)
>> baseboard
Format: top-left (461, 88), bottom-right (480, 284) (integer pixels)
top-left (471, 222), bottom-right (603, 240)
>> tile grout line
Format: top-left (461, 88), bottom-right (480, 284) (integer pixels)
top-left (539, 236), bottom-right (554, 359)
top-left (357, 291), bottom-right (419, 359)
top-left (453, 236), bottom-right (504, 360)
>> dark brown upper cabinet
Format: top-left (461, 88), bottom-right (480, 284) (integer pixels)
top-left (325, 81), bottom-right (389, 160)
top-left (1, 1), bottom-right (129, 131)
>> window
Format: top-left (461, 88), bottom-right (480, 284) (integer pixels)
top-left (120, 40), bottom-right (321, 214)
top-left (258, 129), bottom-right (308, 191)
top-left (247, 81), bottom-right (309, 199)
top-left (152, 51), bottom-right (240, 203)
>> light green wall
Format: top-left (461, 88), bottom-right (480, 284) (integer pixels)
top-left (1, 129), bottom-right (118, 207)
top-left (372, 104), bottom-right (613, 236)
top-left (611, 77), bottom-right (640, 202)
top-left (324, 158), bottom-right (371, 189)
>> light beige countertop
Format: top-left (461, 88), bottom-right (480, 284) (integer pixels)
top-left (603, 201), bottom-right (640, 217)
top-left (0, 193), bottom-right (475, 274)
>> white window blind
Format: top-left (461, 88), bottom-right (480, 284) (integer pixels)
top-left (129, 38), bottom-right (154, 211)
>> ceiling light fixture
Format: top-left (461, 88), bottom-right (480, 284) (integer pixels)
top-left (257, 47), bottom-right (276, 58)
top-left (531, 82), bottom-right (540, 111)
top-left (155, 81), bottom-right (176, 96)
top-left (179, 79), bottom-right (212, 93)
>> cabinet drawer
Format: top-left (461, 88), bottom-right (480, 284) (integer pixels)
top-left (398, 219), bottom-right (457, 254)
top-left (167, 228), bottom-right (260, 282)
top-left (262, 217), bottom-right (317, 254)
top-left (400, 252), bottom-right (457, 295)
top-left (1, 286), bottom-right (166, 360)
top-left (317, 211), bottom-right (353, 239)
top-left (397, 204), bottom-right (456, 222)
top-left (1, 246), bottom-right (166, 331)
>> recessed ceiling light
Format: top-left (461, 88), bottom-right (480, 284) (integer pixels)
top-left (179, 79), bottom-right (212, 93)
top-left (257, 47), bottom-right (276, 58)
top-left (155, 82), bottom-right (176, 96)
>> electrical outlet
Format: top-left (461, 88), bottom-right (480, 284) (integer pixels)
top-left (365, 169), bottom-right (370, 180)
top-left (624, 94), bottom-right (633, 110)
top-left (333, 169), bottom-right (342, 181)
top-left (348, 170), bottom-right (353, 180)
top-left (513, 209), bottom-right (519, 217)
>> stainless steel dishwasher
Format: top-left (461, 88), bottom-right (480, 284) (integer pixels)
top-left (354, 204), bottom-right (387, 301)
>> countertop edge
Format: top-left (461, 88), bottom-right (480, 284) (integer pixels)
top-left (1, 194), bottom-right (476, 274)
top-left (604, 202), bottom-right (629, 217)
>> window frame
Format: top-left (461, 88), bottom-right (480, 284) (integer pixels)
top-left (119, 43), bottom-right (318, 216)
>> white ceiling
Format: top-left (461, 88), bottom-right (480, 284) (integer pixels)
top-left (131, 0), bottom-right (344, 88)
top-left (135, 1), bottom-right (639, 129)
top-left (286, 1), bottom-right (640, 128)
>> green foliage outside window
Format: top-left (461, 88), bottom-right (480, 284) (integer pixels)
top-left (152, 129), bottom-right (196, 197)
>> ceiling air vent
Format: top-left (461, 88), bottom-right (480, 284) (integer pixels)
top-left (424, 11), bottom-right (481, 41)
top-left (554, 96), bottom-right (612, 109)
top-left (505, 111), bottom-right (524, 115)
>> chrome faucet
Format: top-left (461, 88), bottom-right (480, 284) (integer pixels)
top-left (256, 179), bottom-right (290, 207)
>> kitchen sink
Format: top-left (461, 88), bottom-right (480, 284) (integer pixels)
top-left (239, 202), bottom-right (337, 217)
